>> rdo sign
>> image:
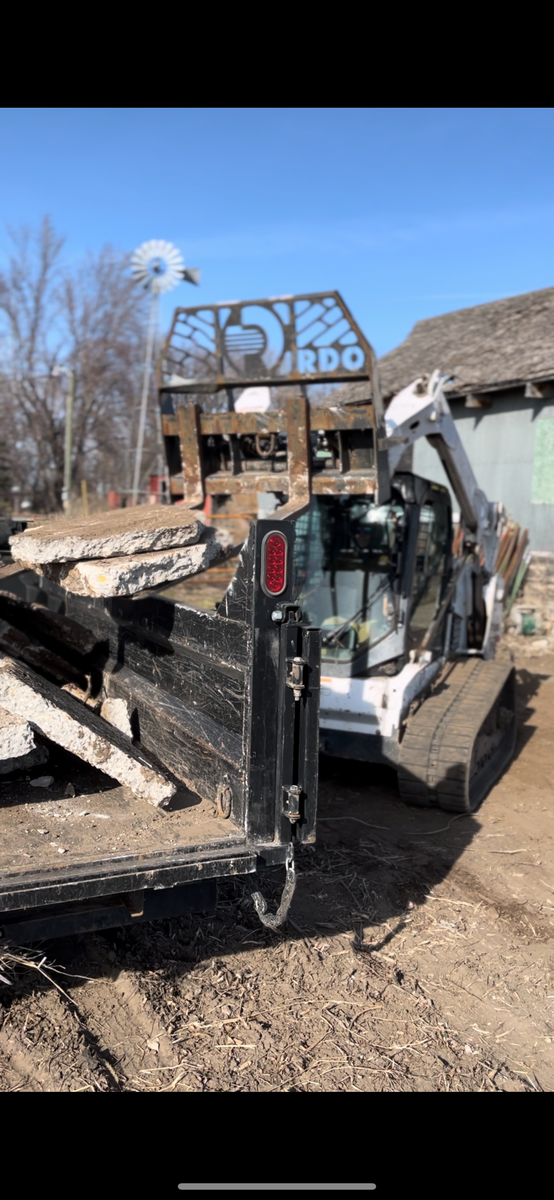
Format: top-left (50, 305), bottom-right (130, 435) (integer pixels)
top-left (297, 345), bottom-right (366, 374)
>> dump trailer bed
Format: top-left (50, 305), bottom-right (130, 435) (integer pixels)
top-left (0, 519), bottom-right (320, 941)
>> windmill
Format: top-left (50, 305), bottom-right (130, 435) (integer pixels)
top-left (130, 240), bottom-right (199, 505)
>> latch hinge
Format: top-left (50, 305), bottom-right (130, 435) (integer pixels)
top-left (286, 655), bottom-right (306, 701)
top-left (282, 782), bottom-right (302, 823)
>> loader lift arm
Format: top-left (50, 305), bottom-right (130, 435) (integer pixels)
top-left (384, 370), bottom-right (504, 576)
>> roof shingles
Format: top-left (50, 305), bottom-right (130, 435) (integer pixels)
top-left (375, 286), bottom-right (554, 399)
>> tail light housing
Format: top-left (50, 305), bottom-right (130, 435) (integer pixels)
top-left (261, 530), bottom-right (288, 597)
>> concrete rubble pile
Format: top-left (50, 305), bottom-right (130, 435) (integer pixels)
top-left (0, 506), bottom-right (233, 799)
top-left (0, 658), bottom-right (175, 806)
top-left (0, 704), bottom-right (49, 775)
top-left (8, 505), bottom-right (231, 598)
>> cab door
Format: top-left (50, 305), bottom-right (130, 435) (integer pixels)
top-left (407, 486), bottom-right (452, 655)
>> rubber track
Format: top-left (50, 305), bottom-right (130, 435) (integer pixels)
top-left (398, 657), bottom-right (517, 813)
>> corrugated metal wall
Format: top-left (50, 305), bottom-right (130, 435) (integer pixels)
top-left (411, 391), bottom-right (554, 552)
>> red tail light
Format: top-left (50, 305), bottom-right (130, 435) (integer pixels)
top-left (261, 531), bottom-right (288, 596)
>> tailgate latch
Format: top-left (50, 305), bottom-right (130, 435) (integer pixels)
top-left (286, 655), bottom-right (306, 701)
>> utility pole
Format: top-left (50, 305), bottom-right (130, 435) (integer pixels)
top-left (61, 368), bottom-right (75, 514)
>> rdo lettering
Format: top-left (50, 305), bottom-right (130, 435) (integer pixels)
top-left (297, 345), bottom-right (365, 373)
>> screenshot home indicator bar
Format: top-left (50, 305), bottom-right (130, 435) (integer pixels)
top-left (178, 1188), bottom-right (376, 1192)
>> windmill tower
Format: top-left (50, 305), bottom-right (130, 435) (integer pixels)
top-left (130, 240), bottom-right (199, 505)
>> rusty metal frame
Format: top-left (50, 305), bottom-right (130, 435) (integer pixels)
top-left (159, 291), bottom-right (374, 393)
top-left (158, 291), bottom-right (391, 516)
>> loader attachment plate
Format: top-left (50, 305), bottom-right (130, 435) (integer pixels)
top-left (158, 292), bottom-right (391, 515)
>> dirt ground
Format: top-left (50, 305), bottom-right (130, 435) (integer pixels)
top-left (1, 646), bottom-right (553, 1093)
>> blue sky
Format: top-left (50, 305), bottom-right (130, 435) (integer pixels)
top-left (1, 107), bottom-right (553, 355)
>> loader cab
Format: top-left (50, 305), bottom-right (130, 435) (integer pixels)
top-left (292, 475), bottom-right (452, 676)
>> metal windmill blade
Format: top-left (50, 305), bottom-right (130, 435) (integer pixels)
top-left (130, 240), bottom-right (200, 295)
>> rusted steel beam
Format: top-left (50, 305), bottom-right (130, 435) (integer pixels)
top-left (274, 393), bottom-right (311, 520)
top-left (314, 405), bottom-right (373, 430)
top-left (162, 404), bottom-right (375, 439)
top-left (176, 403), bottom-right (204, 508)
top-left (167, 394), bottom-right (380, 503)
top-left (170, 468), bottom-right (379, 497)
top-left (203, 474), bottom-right (290, 494)
top-left (312, 474), bottom-right (378, 495)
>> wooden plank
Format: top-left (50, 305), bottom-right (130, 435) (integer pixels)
top-left (503, 530), bottom-right (528, 594)
top-left (59, 598), bottom-right (246, 733)
top-left (497, 525), bottom-right (520, 577)
top-left (110, 630), bottom-right (245, 735)
top-left (0, 623), bottom-right (89, 691)
top-left (0, 591), bottom-right (99, 659)
top-left (494, 529), bottom-right (510, 572)
top-left (506, 553), bottom-right (531, 615)
top-left (64, 591), bottom-right (249, 670)
top-left (106, 665), bottom-right (245, 807)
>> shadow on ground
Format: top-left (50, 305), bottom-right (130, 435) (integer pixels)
top-left (2, 660), bottom-right (550, 986)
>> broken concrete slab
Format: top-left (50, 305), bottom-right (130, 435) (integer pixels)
top-left (0, 704), bottom-right (36, 759)
top-left (0, 657), bottom-right (176, 807)
top-left (100, 698), bottom-right (132, 739)
top-left (0, 703), bottom-right (48, 776)
top-left (22, 535), bottom-right (224, 598)
top-left (0, 745), bottom-right (49, 776)
top-left (9, 505), bottom-right (205, 564)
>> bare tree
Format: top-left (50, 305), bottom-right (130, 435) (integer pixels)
top-left (0, 217), bottom-right (66, 509)
top-left (0, 438), bottom-right (10, 513)
top-left (0, 217), bottom-right (153, 512)
top-left (62, 248), bottom-right (148, 498)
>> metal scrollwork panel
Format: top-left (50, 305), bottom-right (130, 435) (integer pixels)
top-left (160, 292), bottom-right (373, 392)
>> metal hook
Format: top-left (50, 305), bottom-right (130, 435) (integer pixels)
top-left (250, 843), bottom-right (296, 930)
